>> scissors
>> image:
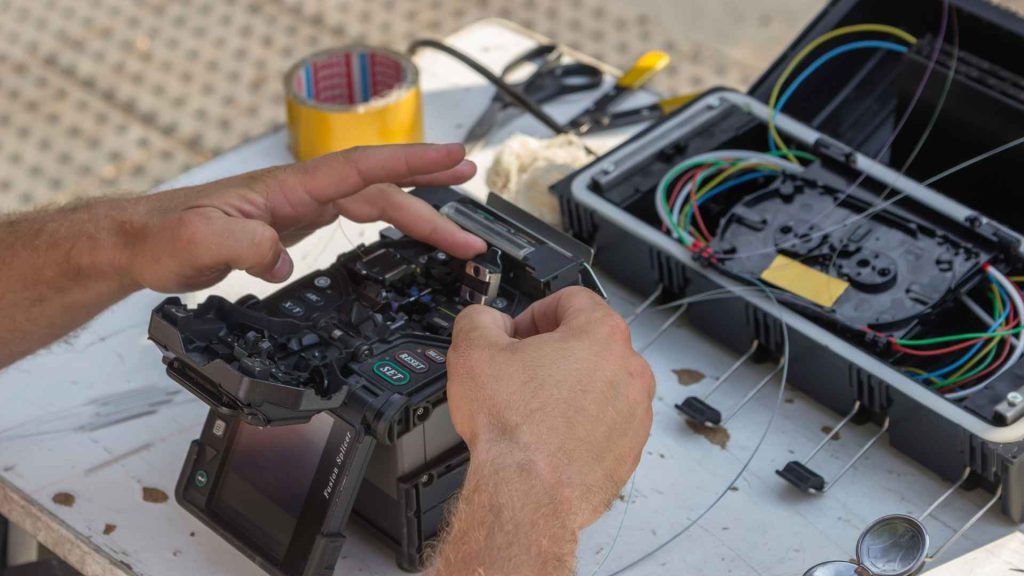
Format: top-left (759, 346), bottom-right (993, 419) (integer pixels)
top-left (463, 44), bottom-right (603, 152)
top-left (567, 50), bottom-right (694, 135)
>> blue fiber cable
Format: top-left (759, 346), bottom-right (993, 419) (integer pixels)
top-left (683, 171), bottom-right (775, 232)
top-left (769, 40), bottom-right (911, 152)
top-left (913, 281), bottom-right (1011, 381)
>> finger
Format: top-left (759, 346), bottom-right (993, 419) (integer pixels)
top-left (512, 286), bottom-right (614, 338)
top-left (294, 143), bottom-right (470, 204)
top-left (394, 159), bottom-right (477, 187)
top-left (335, 184), bottom-right (486, 258)
top-left (452, 305), bottom-right (515, 350)
top-left (209, 215), bottom-right (293, 283)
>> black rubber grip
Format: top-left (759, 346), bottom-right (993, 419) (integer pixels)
top-left (777, 461), bottom-right (826, 493)
top-left (675, 396), bottom-right (723, 426)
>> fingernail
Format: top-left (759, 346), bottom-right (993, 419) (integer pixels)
top-left (270, 251), bottom-right (293, 282)
top-left (444, 142), bottom-right (467, 155)
top-left (465, 233), bottom-right (487, 253)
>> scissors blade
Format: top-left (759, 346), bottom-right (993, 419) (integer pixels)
top-left (463, 99), bottom-right (507, 151)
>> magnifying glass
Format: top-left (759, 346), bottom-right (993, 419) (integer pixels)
top-left (803, 561), bottom-right (868, 575)
top-left (803, 514), bottom-right (928, 576)
top-left (804, 466), bottom-right (1005, 576)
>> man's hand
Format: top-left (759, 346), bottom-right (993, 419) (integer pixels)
top-left (432, 287), bottom-right (655, 575)
top-left (123, 143), bottom-right (485, 293)
top-left (0, 143), bottom-right (484, 367)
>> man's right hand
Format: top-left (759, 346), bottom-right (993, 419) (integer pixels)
top-left (432, 287), bottom-right (655, 575)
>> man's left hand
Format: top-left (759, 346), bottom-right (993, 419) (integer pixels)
top-left (121, 143), bottom-right (485, 293)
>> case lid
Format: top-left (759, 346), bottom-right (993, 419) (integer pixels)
top-left (744, 0), bottom-right (1024, 238)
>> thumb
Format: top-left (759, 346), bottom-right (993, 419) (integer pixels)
top-left (214, 217), bottom-right (293, 283)
top-left (452, 304), bottom-right (515, 350)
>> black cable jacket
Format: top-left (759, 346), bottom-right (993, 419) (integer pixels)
top-left (407, 38), bottom-right (567, 135)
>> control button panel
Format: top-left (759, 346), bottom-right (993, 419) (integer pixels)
top-left (358, 343), bottom-right (449, 392)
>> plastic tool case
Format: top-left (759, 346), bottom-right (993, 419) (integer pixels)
top-left (555, 0), bottom-right (1024, 519)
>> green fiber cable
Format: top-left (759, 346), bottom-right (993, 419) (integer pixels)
top-left (895, 326), bottom-right (1024, 347)
top-left (658, 149), bottom-right (817, 247)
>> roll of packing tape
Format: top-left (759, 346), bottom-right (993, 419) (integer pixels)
top-left (285, 46), bottom-right (424, 161)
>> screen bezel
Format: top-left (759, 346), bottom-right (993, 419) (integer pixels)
top-left (205, 413), bottom-right (355, 576)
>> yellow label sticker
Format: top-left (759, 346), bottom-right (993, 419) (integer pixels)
top-left (759, 254), bottom-right (849, 308)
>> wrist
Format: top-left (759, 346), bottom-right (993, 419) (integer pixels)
top-left (71, 197), bottom-right (145, 295)
top-left (430, 443), bottom-right (579, 575)
top-left (469, 436), bottom-right (583, 526)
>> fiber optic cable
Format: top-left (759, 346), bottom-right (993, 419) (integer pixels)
top-left (909, 282), bottom-right (1010, 382)
top-left (940, 335), bottom-right (1014, 392)
top-left (598, 281), bottom-right (791, 576)
top-left (767, 24), bottom-right (918, 161)
top-left (683, 171), bottom-right (776, 236)
top-left (655, 150), bottom-right (807, 247)
top-left (945, 265), bottom-right (1024, 399)
top-left (941, 287), bottom-right (1008, 384)
top-left (770, 40), bottom-right (911, 157)
top-left (729, 8), bottom-right (958, 263)
top-left (912, 282), bottom-right (1010, 375)
top-left (897, 267), bottom-right (1022, 397)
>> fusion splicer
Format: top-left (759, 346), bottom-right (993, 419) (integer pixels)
top-left (147, 187), bottom-right (601, 576)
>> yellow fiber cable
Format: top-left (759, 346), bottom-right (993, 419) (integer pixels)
top-left (768, 24), bottom-right (918, 163)
top-left (901, 366), bottom-right (943, 385)
top-left (947, 286), bottom-right (1005, 381)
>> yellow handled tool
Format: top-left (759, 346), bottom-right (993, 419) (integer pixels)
top-left (617, 50), bottom-right (672, 90)
top-left (569, 50), bottom-right (672, 134)
top-left (573, 92), bottom-right (699, 134)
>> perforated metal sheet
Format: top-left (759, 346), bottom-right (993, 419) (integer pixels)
top-left (1, 0), bottom-right (1022, 212)
top-left (0, 53), bottom-right (199, 211)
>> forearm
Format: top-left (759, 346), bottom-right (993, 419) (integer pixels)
top-left (0, 198), bottom-right (142, 367)
top-left (431, 447), bottom-right (579, 576)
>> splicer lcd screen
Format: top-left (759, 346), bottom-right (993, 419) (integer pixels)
top-left (211, 413), bottom-right (334, 561)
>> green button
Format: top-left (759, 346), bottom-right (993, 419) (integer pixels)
top-left (195, 469), bottom-right (209, 488)
top-left (373, 361), bottom-right (410, 386)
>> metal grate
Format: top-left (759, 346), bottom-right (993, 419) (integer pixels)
top-left (2, 0), bottom-right (1022, 211)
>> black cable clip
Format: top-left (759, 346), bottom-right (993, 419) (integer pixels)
top-left (777, 401), bottom-right (890, 494)
top-left (676, 341), bottom-right (780, 427)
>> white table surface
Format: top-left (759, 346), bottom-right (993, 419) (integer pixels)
top-left (1, 19), bottom-right (1022, 576)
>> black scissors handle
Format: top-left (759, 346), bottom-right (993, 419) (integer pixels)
top-left (501, 44), bottom-right (603, 105)
top-left (520, 62), bottom-right (603, 103)
top-left (501, 44), bottom-right (562, 78)
top-left (463, 44), bottom-right (604, 151)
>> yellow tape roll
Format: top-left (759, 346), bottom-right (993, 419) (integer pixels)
top-left (285, 46), bottom-right (424, 161)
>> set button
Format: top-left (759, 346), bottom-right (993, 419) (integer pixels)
top-left (279, 299), bottom-right (306, 317)
top-left (372, 361), bottom-right (410, 386)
